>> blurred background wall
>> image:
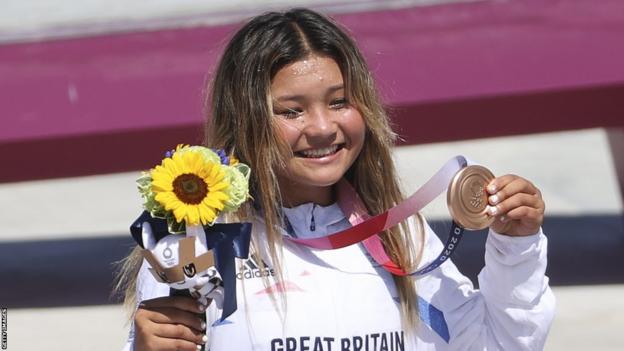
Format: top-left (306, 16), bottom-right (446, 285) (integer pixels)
top-left (1, 0), bottom-right (623, 350)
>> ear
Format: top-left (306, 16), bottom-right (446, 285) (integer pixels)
top-left (186, 224), bottom-right (208, 253)
top-left (142, 222), bottom-right (157, 250)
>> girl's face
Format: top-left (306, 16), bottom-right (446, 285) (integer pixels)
top-left (271, 55), bottom-right (366, 207)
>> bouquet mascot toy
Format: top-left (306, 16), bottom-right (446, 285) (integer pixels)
top-left (129, 145), bottom-right (252, 351)
top-left (139, 221), bottom-right (225, 309)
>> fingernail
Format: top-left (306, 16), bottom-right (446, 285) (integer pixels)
top-left (500, 215), bottom-right (507, 222)
top-left (202, 334), bottom-right (208, 343)
top-left (196, 345), bottom-right (202, 350)
top-left (487, 205), bottom-right (498, 216)
top-left (489, 194), bottom-right (499, 205)
top-left (198, 304), bottom-right (206, 312)
top-left (201, 321), bottom-right (207, 330)
top-left (487, 184), bottom-right (497, 194)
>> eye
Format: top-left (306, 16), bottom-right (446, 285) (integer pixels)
top-left (183, 263), bottom-right (197, 278)
top-left (330, 97), bottom-right (348, 110)
top-left (275, 106), bottom-right (303, 119)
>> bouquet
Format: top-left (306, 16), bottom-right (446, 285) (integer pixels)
top-left (137, 144), bottom-right (250, 233)
top-left (130, 145), bottom-right (252, 326)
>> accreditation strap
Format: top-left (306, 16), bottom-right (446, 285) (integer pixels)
top-left (286, 156), bottom-right (495, 276)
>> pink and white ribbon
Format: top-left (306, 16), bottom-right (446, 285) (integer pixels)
top-left (286, 156), bottom-right (472, 276)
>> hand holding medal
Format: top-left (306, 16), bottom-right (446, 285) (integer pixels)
top-left (447, 164), bottom-right (545, 236)
top-left (484, 174), bottom-right (546, 236)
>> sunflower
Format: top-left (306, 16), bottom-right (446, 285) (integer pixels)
top-left (150, 150), bottom-right (230, 225)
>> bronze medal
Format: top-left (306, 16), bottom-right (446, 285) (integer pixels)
top-left (447, 165), bottom-right (495, 230)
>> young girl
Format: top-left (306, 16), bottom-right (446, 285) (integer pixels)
top-left (119, 8), bottom-right (554, 351)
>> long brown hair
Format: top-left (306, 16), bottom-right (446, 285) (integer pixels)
top-left (205, 8), bottom-right (424, 328)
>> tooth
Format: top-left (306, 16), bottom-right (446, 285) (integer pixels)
top-left (302, 145), bottom-right (337, 157)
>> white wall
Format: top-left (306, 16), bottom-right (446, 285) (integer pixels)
top-left (0, 0), bottom-right (479, 43)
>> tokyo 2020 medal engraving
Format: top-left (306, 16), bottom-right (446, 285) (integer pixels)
top-left (447, 165), bottom-right (495, 230)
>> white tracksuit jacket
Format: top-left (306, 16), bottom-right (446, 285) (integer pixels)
top-left (123, 202), bottom-right (555, 350)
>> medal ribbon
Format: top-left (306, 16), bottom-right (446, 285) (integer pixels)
top-left (286, 155), bottom-right (471, 276)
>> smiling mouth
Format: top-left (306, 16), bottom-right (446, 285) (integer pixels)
top-left (295, 144), bottom-right (344, 158)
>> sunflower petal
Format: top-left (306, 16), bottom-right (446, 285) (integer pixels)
top-left (187, 206), bottom-right (200, 225)
top-left (162, 157), bottom-right (180, 175)
top-left (203, 195), bottom-right (225, 211)
top-left (212, 191), bottom-right (230, 201)
top-left (197, 163), bottom-right (212, 179)
top-left (172, 152), bottom-right (188, 173)
top-left (210, 181), bottom-right (229, 192)
top-left (155, 192), bottom-right (177, 210)
top-left (210, 165), bottom-right (223, 181)
top-left (189, 152), bottom-right (203, 172)
top-left (173, 206), bottom-right (188, 224)
top-left (199, 203), bottom-right (216, 224)
top-left (152, 166), bottom-right (174, 183)
top-left (151, 179), bottom-right (173, 192)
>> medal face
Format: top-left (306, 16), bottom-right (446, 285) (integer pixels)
top-left (447, 165), bottom-right (495, 230)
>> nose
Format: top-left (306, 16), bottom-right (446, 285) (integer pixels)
top-left (303, 107), bottom-right (337, 143)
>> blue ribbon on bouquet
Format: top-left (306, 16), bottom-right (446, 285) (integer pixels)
top-left (130, 211), bottom-right (252, 321)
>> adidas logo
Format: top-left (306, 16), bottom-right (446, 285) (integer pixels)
top-left (236, 254), bottom-right (275, 280)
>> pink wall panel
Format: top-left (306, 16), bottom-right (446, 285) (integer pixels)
top-left (2, 0), bottom-right (624, 182)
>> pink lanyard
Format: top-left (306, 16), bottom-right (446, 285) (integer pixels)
top-left (286, 156), bottom-right (471, 276)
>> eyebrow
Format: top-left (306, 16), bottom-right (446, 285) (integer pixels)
top-left (274, 84), bottom-right (345, 102)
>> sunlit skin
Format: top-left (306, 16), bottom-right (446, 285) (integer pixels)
top-left (271, 55), bottom-right (366, 207)
top-left (486, 175), bottom-right (545, 236)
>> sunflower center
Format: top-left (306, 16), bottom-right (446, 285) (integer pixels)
top-left (172, 173), bottom-right (208, 205)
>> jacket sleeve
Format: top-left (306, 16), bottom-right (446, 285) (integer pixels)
top-left (477, 228), bottom-right (555, 350)
top-left (121, 260), bottom-right (171, 351)
top-left (418, 219), bottom-right (555, 350)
